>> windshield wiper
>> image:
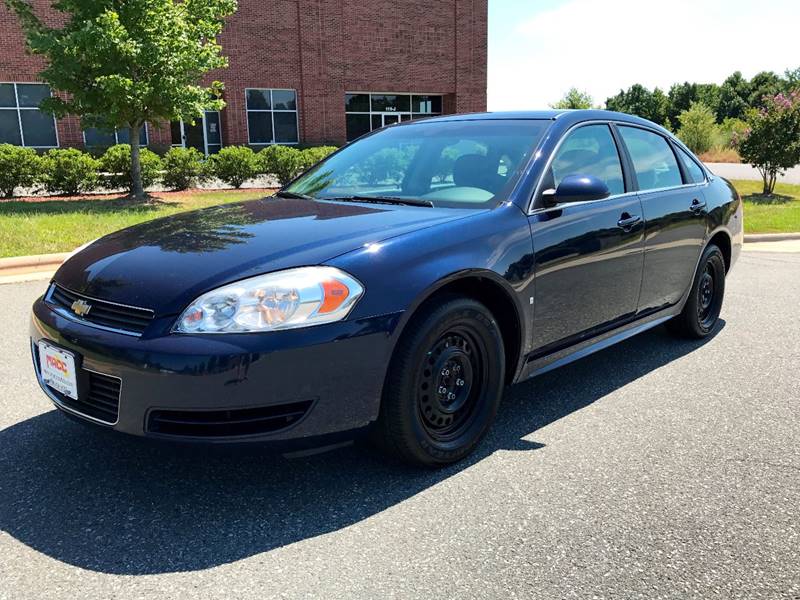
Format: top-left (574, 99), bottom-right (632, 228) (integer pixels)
top-left (322, 195), bottom-right (434, 208)
top-left (274, 190), bottom-right (314, 200)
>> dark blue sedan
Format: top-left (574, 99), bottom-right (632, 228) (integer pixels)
top-left (30, 110), bottom-right (743, 466)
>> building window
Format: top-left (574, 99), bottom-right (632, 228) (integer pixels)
top-left (84, 125), bottom-right (148, 149)
top-left (245, 88), bottom-right (298, 145)
top-left (344, 93), bottom-right (442, 141)
top-left (0, 82), bottom-right (58, 148)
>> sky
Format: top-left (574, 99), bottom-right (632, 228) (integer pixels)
top-left (488, 0), bottom-right (800, 110)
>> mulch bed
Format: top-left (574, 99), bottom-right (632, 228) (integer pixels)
top-left (1, 188), bottom-right (278, 204)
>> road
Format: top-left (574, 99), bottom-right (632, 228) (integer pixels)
top-left (0, 250), bottom-right (798, 599)
top-left (706, 162), bottom-right (800, 185)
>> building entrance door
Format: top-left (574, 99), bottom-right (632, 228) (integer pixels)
top-left (170, 111), bottom-right (222, 155)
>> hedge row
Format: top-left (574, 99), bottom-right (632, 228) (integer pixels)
top-left (0, 143), bottom-right (338, 197)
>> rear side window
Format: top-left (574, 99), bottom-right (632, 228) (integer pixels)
top-left (675, 145), bottom-right (706, 184)
top-left (549, 124), bottom-right (625, 195)
top-left (618, 126), bottom-right (682, 191)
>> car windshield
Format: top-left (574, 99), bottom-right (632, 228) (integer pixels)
top-left (286, 119), bottom-right (551, 208)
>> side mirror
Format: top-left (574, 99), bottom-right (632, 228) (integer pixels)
top-left (542, 174), bottom-right (610, 206)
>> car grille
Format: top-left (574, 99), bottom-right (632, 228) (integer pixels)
top-left (48, 284), bottom-right (154, 336)
top-left (147, 401), bottom-right (314, 438)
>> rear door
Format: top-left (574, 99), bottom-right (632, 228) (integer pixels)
top-left (616, 126), bottom-right (708, 313)
top-left (528, 123), bottom-right (645, 352)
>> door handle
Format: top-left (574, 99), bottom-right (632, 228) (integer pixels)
top-left (690, 198), bottom-right (707, 214)
top-left (617, 213), bottom-right (641, 231)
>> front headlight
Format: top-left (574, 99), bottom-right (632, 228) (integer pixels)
top-left (173, 267), bottom-right (364, 334)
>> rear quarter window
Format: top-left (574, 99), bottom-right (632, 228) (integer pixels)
top-left (675, 145), bottom-right (707, 184)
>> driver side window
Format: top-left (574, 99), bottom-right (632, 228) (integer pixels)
top-left (549, 124), bottom-right (625, 196)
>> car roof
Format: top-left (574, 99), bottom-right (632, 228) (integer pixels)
top-left (418, 109), bottom-right (670, 135)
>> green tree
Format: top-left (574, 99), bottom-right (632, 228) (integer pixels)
top-left (786, 67), bottom-right (800, 90)
top-left (695, 83), bottom-right (721, 119)
top-left (676, 102), bottom-right (717, 154)
top-left (667, 82), bottom-right (698, 129)
top-left (551, 88), bottom-right (594, 110)
top-left (605, 84), bottom-right (669, 125)
top-left (748, 71), bottom-right (783, 110)
top-left (717, 71), bottom-right (751, 121)
top-left (5, 0), bottom-right (237, 200)
top-left (737, 91), bottom-right (800, 195)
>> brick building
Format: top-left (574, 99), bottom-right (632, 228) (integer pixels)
top-left (0, 0), bottom-right (487, 153)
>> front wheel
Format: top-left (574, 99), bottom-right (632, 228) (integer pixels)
top-left (373, 296), bottom-right (505, 467)
top-left (667, 244), bottom-right (726, 339)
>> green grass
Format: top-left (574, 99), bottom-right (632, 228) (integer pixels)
top-left (732, 179), bottom-right (800, 234)
top-left (0, 190), bottom-right (270, 258)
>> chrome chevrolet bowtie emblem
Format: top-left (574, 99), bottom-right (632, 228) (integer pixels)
top-left (71, 299), bottom-right (92, 317)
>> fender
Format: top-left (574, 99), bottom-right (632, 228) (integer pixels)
top-left (387, 268), bottom-right (529, 383)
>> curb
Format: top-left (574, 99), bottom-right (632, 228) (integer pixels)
top-left (744, 233), bottom-right (800, 243)
top-left (0, 252), bottom-right (69, 271)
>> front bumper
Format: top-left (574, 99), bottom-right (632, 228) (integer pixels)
top-left (31, 295), bottom-right (401, 444)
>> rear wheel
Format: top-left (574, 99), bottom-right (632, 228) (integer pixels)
top-left (667, 244), bottom-right (726, 339)
top-left (373, 296), bottom-right (505, 467)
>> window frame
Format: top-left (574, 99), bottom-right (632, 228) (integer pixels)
top-left (529, 120), bottom-right (713, 213)
top-left (670, 140), bottom-right (708, 185)
top-left (82, 123), bottom-right (149, 148)
top-left (0, 81), bottom-right (59, 149)
top-left (244, 88), bottom-right (299, 146)
top-left (344, 91), bottom-right (444, 142)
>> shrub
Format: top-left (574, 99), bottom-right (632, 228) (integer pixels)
top-left (737, 90), bottom-right (800, 195)
top-left (717, 117), bottom-right (748, 149)
top-left (162, 147), bottom-right (206, 191)
top-left (299, 146), bottom-right (338, 172)
top-left (40, 149), bottom-right (99, 195)
top-left (0, 144), bottom-right (42, 197)
top-left (209, 146), bottom-right (258, 188)
top-left (676, 102), bottom-right (717, 154)
top-left (258, 145), bottom-right (303, 185)
top-left (99, 144), bottom-right (163, 192)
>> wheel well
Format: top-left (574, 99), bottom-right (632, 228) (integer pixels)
top-left (412, 277), bottom-right (522, 385)
top-left (708, 231), bottom-right (731, 272)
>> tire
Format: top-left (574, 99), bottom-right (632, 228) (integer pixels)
top-left (667, 244), bottom-right (726, 339)
top-left (372, 296), bottom-right (505, 467)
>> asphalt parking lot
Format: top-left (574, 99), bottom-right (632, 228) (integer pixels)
top-left (0, 250), bottom-right (798, 599)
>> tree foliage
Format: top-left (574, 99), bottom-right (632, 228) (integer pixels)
top-left (5, 0), bottom-right (237, 199)
top-left (676, 102), bottom-right (717, 154)
top-left (551, 88), bottom-right (594, 110)
top-left (736, 91), bottom-right (800, 195)
top-left (605, 84), bottom-right (669, 127)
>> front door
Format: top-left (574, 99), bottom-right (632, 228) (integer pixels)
top-left (529, 123), bottom-right (645, 353)
top-left (170, 111), bottom-right (222, 155)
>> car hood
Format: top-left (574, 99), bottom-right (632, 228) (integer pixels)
top-left (53, 197), bottom-right (477, 316)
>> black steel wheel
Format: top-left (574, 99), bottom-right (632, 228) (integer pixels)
top-left (668, 244), bottom-right (726, 339)
top-left (373, 296), bottom-right (505, 467)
